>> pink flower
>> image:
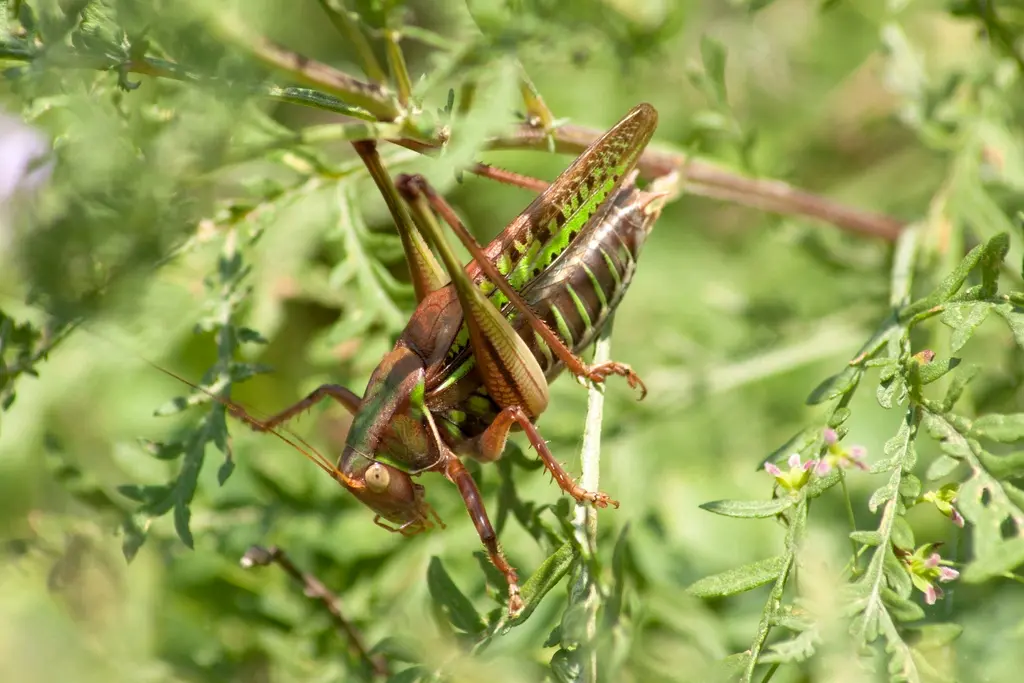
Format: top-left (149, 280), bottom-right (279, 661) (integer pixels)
top-left (818, 428), bottom-right (869, 473)
top-left (765, 453), bottom-right (815, 492)
top-left (902, 544), bottom-right (959, 605)
top-left (921, 485), bottom-right (964, 528)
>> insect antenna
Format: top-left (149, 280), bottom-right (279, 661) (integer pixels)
top-left (139, 358), bottom-right (360, 489)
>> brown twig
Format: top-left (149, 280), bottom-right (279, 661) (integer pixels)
top-left (241, 545), bottom-right (389, 678)
top-left (0, 33), bottom-right (906, 241)
top-left (483, 124), bottom-right (906, 242)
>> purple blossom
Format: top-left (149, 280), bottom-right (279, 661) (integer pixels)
top-left (0, 113), bottom-right (52, 200)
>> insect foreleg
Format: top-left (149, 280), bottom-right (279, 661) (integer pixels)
top-left (245, 384), bottom-right (362, 432)
top-left (443, 454), bottom-right (523, 616)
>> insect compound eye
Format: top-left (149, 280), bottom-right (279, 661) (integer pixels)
top-left (364, 462), bottom-right (391, 493)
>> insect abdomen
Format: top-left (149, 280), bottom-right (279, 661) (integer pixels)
top-left (520, 185), bottom-right (656, 377)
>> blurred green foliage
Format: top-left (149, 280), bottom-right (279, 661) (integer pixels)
top-left (3, 1), bottom-right (1024, 682)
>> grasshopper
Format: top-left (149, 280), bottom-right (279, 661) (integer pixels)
top-left (219, 103), bottom-right (666, 615)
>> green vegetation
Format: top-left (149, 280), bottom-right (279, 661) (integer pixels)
top-left (2, 1), bottom-right (1024, 681)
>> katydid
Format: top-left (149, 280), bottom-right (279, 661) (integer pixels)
top-left (218, 103), bottom-right (665, 615)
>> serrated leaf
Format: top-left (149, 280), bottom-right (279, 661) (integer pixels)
top-left (971, 414), bottom-right (1024, 442)
top-left (427, 557), bottom-right (485, 635)
top-left (687, 556), bottom-right (786, 598)
top-left (807, 366), bottom-right (862, 405)
top-left (699, 497), bottom-right (795, 518)
top-left (940, 303), bottom-right (992, 352)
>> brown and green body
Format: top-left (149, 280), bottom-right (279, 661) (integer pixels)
top-left (228, 103), bottom-right (666, 615)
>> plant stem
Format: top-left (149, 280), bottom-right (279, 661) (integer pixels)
top-left (569, 323), bottom-right (612, 683)
top-left (0, 40), bottom-right (907, 241)
top-left (209, 15), bottom-right (401, 121)
top-left (241, 545), bottom-right (389, 678)
top-left (316, 0), bottom-right (388, 83)
top-left (484, 125), bottom-right (906, 241)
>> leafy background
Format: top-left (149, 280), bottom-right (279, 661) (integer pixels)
top-left (2, 0), bottom-right (1024, 682)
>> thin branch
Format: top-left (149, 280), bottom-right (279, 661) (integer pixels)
top-left (209, 16), bottom-right (401, 121)
top-left (568, 323), bottom-right (612, 683)
top-left (0, 40), bottom-right (907, 241)
top-left (316, 0), bottom-right (388, 83)
top-left (485, 125), bottom-right (906, 242)
top-left (241, 545), bottom-right (389, 678)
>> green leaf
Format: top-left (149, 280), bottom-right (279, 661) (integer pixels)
top-left (942, 364), bottom-right (980, 411)
top-left (891, 515), bottom-right (915, 551)
top-left (427, 557), bottom-right (485, 635)
top-left (913, 356), bottom-right (960, 386)
top-left (386, 667), bottom-right (427, 683)
top-left (687, 556), bottom-right (786, 598)
top-left (940, 303), bottom-right (992, 352)
top-left (806, 366), bottom-right (862, 405)
top-left (549, 648), bottom-right (581, 683)
top-left (174, 499), bottom-right (194, 549)
top-left (699, 34), bottom-right (728, 106)
top-left (605, 523), bottom-right (631, 628)
top-left (120, 515), bottom-right (148, 562)
top-left (961, 537), bottom-right (1024, 582)
top-left (699, 497), bottom-right (795, 519)
top-left (971, 414), bottom-right (1024, 442)
top-left (828, 407), bottom-right (852, 428)
top-left (993, 302), bottom-right (1024, 349)
top-left (905, 623), bottom-right (964, 648)
top-left (804, 468), bottom-right (842, 497)
top-left (758, 427), bottom-right (820, 470)
top-left (509, 541), bottom-right (577, 626)
top-left (926, 455), bottom-right (961, 480)
top-left (979, 231), bottom-right (1011, 296)
top-left (876, 375), bottom-right (905, 409)
top-left (850, 530), bottom-right (883, 546)
top-left (977, 450), bottom-right (1024, 479)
